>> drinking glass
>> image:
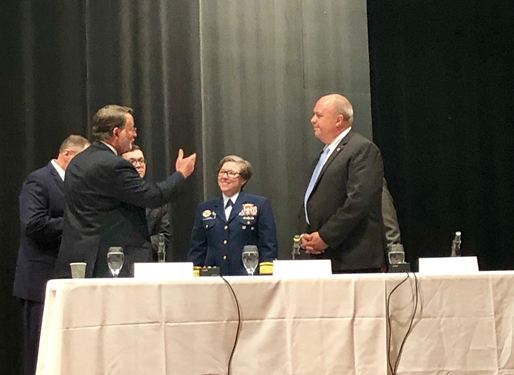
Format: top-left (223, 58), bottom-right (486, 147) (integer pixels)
top-left (388, 244), bottom-right (405, 265)
top-left (242, 245), bottom-right (259, 276)
top-left (107, 247), bottom-right (124, 277)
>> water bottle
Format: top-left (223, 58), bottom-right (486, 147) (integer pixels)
top-left (451, 231), bottom-right (462, 257)
top-left (292, 235), bottom-right (301, 260)
top-left (157, 234), bottom-right (166, 263)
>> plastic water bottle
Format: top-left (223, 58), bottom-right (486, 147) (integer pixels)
top-left (157, 234), bottom-right (166, 262)
top-left (292, 235), bottom-right (301, 260)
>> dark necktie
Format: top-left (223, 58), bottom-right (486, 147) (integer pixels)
top-left (225, 199), bottom-right (233, 221)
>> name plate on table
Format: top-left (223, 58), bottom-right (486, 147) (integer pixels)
top-left (133, 262), bottom-right (194, 280)
top-left (418, 256), bottom-right (479, 274)
top-left (273, 259), bottom-right (332, 277)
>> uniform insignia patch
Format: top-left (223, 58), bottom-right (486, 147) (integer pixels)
top-left (239, 203), bottom-right (257, 217)
top-left (202, 210), bottom-right (216, 220)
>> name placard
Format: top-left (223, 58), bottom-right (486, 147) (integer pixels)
top-left (273, 259), bottom-right (332, 278)
top-left (418, 256), bottom-right (479, 275)
top-left (133, 262), bottom-right (194, 280)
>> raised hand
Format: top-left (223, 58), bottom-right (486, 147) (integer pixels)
top-left (175, 149), bottom-right (196, 178)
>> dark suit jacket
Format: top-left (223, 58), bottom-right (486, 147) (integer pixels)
top-left (299, 129), bottom-right (385, 271)
top-left (13, 162), bottom-right (64, 302)
top-left (54, 142), bottom-right (184, 278)
top-left (188, 191), bottom-right (278, 275)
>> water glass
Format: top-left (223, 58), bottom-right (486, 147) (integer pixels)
top-left (388, 244), bottom-right (405, 265)
top-left (242, 245), bottom-right (259, 276)
top-left (107, 247), bottom-right (124, 277)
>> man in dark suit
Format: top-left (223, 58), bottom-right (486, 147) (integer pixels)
top-left (54, 105), bottom-right (196, 278)
top-left (299, 94), bottom-right (384, 273)
top-left (188, 155), bottom-right (278, 275)
top-left (13, 135), bottom-right (89, 375)
top-left (121, 145), bottom-right (172, 260)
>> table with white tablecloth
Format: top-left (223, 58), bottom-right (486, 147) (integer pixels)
top-left (36, 272), bottom-right (514, 375)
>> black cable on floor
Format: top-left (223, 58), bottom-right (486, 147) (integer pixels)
top-left (220, 275), bottom-right (242, 375)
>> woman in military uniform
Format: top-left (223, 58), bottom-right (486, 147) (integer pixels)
top-left (188, 155), bottom-right (278, 275)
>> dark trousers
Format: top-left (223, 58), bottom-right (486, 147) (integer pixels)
top-left (21, 299), bottom-right (44, 375)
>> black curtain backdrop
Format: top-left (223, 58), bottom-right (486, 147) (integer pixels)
top-left (1, 1), bottom-right (514, 374)
top-left (368, 0), bottom-right (514, 271)
top-left (1, 1), bottom-right (201, 372)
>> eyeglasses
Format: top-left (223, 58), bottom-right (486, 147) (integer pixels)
top-left (128, 158), bottom-right (145, 166)
top-left (218, 170), bottom-right (240, 178)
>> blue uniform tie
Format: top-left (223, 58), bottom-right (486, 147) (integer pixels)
top-left (304, 147), bottom-right (330, 225)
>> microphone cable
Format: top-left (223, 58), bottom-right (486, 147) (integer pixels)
top-left (219, 275), bottom-right (242, 375)
top-left (386, 272), bottom-right (420, 375)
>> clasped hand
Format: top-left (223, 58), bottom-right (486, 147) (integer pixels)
top-left (300, 232), bottom-right (328, 254)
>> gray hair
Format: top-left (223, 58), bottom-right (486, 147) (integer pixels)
top-left (218, 155), bottom-right (253, 181)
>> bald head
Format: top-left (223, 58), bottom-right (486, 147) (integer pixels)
top-left (310, 94), bottom-right (354, 144)
top-left (326, 94), bottom-right (353, 123)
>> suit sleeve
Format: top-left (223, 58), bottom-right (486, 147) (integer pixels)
top-left (318, 142), bottom-right (383, 249)
top-left (187, 205), bottom-right (208, 266)
top-left (382, 179), bottom-right (401, 246)
top-left (100, 160), bottom-right (185, 209)
top-left (19, 174), bottom-right (63, 250)
top-left (257, 199), bottom-right (278, 261)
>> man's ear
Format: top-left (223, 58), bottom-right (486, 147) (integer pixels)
top-left (112, 127), bottom-right (121, 138)
top-left (335, 114), bottom-right (344, 127)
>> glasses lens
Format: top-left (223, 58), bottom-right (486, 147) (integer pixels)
top-left (219, 170), bottom-right (238, 177)
top-left (130, 158), bottom-right (145, 165)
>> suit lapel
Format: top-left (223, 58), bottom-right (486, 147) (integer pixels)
top-left (48, 162), bottom-right (64, 192)
top-left (314, 129), bottom-right (354, 189)
top-left (213, 197), bottom-right (226, 223)
top-left (228, 191), bottom-right (245, 223)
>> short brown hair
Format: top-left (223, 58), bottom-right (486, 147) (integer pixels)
top-left (121, 144), bottom-right (141, 155)
top-left (217, 155), bottom-right (253, 182)
top-left (58, 135), bottom-right (90, 153)
top-left (92, 105), bottom-right (133, 141)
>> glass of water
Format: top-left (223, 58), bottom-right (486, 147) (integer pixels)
top-left (242, 245), bottom-right (259, 276)
top-left (387, 244), bottom-right (405, 265)
top-left (107, 247), bottom-right (124, 278)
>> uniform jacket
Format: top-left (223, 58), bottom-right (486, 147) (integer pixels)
top-left (13, 162), bottom-right (64, 302)
top-left (299, 129), bottom-right (385, 271)
top-left (188, 191), bottom-right (278, 275)
top-left (54, 142), bottom-right (184, 278)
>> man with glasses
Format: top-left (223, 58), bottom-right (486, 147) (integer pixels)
top-left (187, 155), bottom-right (277, 275)
top-left (13, 135), bottom-right (89, 375)
top-left (55, 105), bottom-right (196, 278)
top-left (122, 145), bottom-right (172, 260)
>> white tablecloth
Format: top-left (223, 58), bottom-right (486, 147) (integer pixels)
top-left (36, 272), bottom-right (514, 375)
